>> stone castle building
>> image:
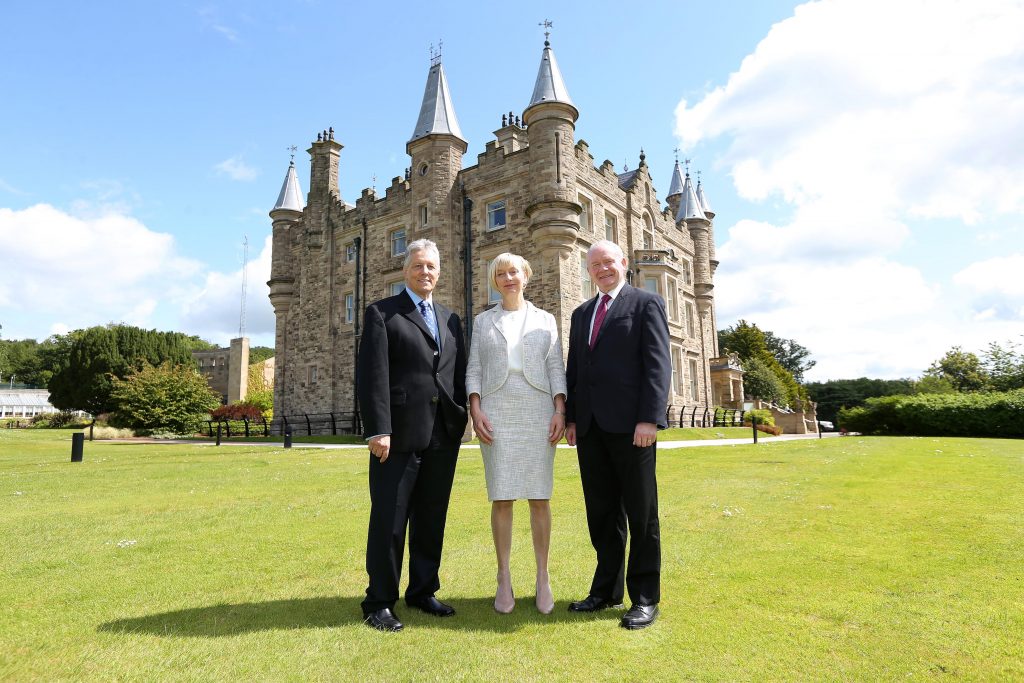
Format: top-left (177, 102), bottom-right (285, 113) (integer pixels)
top-left (268, 39), bottom-right (743, 427)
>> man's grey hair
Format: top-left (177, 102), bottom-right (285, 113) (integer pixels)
top-left (588, 239), bottom-right (624, 260)
top-left (404, 238), bottom-right (441, 268)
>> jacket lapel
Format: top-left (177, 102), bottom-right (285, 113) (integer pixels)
top-left (400, 291), bottom-right (437, 347)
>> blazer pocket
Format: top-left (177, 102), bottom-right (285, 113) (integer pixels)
top-left (390, 389), bottom-right (407, 406)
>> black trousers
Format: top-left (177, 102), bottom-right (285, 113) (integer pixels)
top-left (362, 419), bottom-right (459, 615)
top-left (577, 421), bottom-right (661, 606)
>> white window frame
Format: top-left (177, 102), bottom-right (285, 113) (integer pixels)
top-left (688, 358), bottom-right (699, 401)
top-left (667, 277), bottom-right (678, 322)
top-left (344, 293), bottom-right (354, 324)
top-left (419, 203), bottom-right (428, 229)
top-left (346, 242), bottom-right (357, 263)
top-left (604, 211), bottom-right (616, 241)
top-left (682, 259), bottom-right (692, 285)
top-left (685, 301), bottom-right (696, 337)
top-left (308, 365), bottom-right (318, 385)
top-left (642, 213), bottom-right (654, 250)
top-left (644, 276), bottom-right (660, 296)
top-left (578, 194), bottom-right (592, 232)
top-left (486, 199), bottom-right (507, 231)
top-left (672, 346), bottom-right (684, 396)
top-left (389, 281), bottom-right (405, 297)
top-left (581, 251), bottom-right (594, 299)
top-left (390, 228), bottom-right (406, 257)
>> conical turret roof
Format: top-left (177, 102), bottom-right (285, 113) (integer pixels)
top-left (667, 160), bottom-right (685, 198)
top-left (409, 60), bottom-right (465, 143)
top-left (527, 41), bottom-right (575, 110)
top-left (273, 160), bottom-right (304, 212)
top-left (676, 172), bottom-right (707, 223)
top-left (697, 178), bottom-right (713, 215)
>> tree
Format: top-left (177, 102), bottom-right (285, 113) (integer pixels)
top-left (982, 339), bottom-right (1024, 392)
top-left (718, 320), bottom-right (807, 407)
top-left (762, 331), bottom-right (816, 382)
top-left (110, 362), bottom-right (221, 433)
top-left (924, 346), bottom-right (989, 392)
top-left (48, 325), bottom-right (196, 415)
top-left (248, 346), bottom-right (275, 365)
top-left (805, 377), bottom-right (917, 425)
top-left (740, 356), bottom-right (787, 405)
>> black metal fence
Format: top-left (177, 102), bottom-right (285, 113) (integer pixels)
top-left (666, 406), bottom-right (746, 429)
top-left (205, 411), bottom-right (360, 438)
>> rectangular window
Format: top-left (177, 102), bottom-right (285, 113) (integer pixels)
top-left (581, 252), bottom-right (594, 299)
top-left (210, 358), bottom-right (216, 367)
top-left (487, 258), bottom-right (502, 303)
top-left (604, 212), bottom-right (616, 241)
top-left (390, 228), bottom-right (406, 257)
top-left (688, 359), bottom-right (699, 401)
top-left (419, 204), bottom-right (428, 228)
top-left (390, 281), bottom-right (405, 297)
top-left (644, 276), bottom-right (659, 295)
top-left (643, 229), bottom-right (654, 250)
top-left (346, 243), bottom-right (357, 263)
top-left (672, 346), bottom-right (684, 396)
top-left (487, 199), bottom-right (506, 231)
top-left (578, 194), bottom-right (592, 232)
top-left (308, 365), bottom-right (318, 385)
top-left (685, 301), bottom-right (696, 337)
top-left (682, 259), bottom-right (693, 285)
top-left (667, 277), bottom-right (678, 322)
top-left (344, 293), bottom-right (354, 324)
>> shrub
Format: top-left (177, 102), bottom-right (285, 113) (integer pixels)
top-left (29, 410), bottom-right (82, 429)
top-left (743, 409), bottom-right (776, 427)
top-left (210, 403), bottom-right (264, 421)
top-left (110, 362), bottom-right (221, 434)
top-left (838, 389), bottom-right (1024, 437)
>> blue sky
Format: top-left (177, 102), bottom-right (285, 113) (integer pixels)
top-left (1, 0), bottom-right (1021, 381)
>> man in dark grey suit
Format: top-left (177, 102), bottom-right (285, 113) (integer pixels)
top-left (565, 239), bottom-right (671, 630)
top-left (357, 238), bottom-right (468, 632)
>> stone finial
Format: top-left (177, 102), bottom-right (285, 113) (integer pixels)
top-left (317, 132), bottom-right (322, 142)
top-left (515, 115), bottom-right (521, 127)
top-left (502, 113), bottom-right (507, 126)
top-left (328, 127), bottom-right (334, 141)
top-left (639, 148), bottom-right (646, 166)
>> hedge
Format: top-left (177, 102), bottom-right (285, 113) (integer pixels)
top-left (838, 388), bottom-right (1024, 437)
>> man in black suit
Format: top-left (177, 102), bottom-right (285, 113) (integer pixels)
top-left (565, 239), bottom-right (671, 630)
top-left (357, 238), bottom-right (468, 632)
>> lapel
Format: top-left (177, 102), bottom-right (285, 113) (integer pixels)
top-left (592, 285), bottom-right (631, 350)
top-left (579, 296), bottom-right (598, 352)
top-left (434, 301), bottom-right (451, 353)
top-left (399, 291), bottom-right (437, 348)
top-left (490, 301), bottom-right (532, 343)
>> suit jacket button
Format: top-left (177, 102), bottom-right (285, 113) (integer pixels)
top-left (434, 351), bottom-right (439, 357)
top-left (431, 396), bottom-right (439, 404)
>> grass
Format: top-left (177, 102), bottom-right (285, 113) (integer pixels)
top-left (1, 429), bottom-right (1022, 681)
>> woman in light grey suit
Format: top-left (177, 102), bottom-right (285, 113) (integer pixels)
top-left (466, 252), bottom-right (567, 615)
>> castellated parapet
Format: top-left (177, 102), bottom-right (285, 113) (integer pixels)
top-left (268, 41), bottom-right (728, 425)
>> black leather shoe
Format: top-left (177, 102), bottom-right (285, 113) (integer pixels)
top-left (364, 608), bottom-right (403, 632)
top-left (568, 595), bottom-right (621, 612)
top-left (406, 595), bottom-right (456, 617)
top-left (620, 604), bottom-right (659, 629)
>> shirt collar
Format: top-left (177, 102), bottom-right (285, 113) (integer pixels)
top-left (597, 280), bottom-right (626, 303)
top-left (405, 286), bottom-right (432, 307)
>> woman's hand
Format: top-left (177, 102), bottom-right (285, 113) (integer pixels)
top-left (471, 405), bottom-right (495, 445)
top-left (548, 411), bottom-right (565, 445)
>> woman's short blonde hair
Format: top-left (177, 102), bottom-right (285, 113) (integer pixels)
top-left (488, 252), bottom-right (533, 291)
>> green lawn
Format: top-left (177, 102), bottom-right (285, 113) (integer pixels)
top-left (1, 430), bottom-right (1021, 681)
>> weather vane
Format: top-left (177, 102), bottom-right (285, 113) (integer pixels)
top-left (288, 145), bottom-right (297, 162)
top-left (371, 173), bottom-right (377, 192)
top-left (696, 169), bottom-right (702, 183)
top-left (429, 40), bottom-right (443, 65)
top-left (539, 19), bottom-right (552, 43)
top-left (684, 157), bottom-right (691, 175)
top-left (674, 147), bottom-right (680, 163)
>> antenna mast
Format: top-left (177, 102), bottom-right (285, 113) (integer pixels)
top-left (238, 235), bottom-right (248, 338)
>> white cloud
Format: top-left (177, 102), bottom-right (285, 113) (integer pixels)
top-left (0, 205), bottom-right (200, 322)
top-left (214, 157), bottom-right (259, 182)
top-left (676, 0), bottom-right (1024, 379)
top-left (179, 234), bottom-right (275, 345)
top-left (953, 253), bottom-right (1024, 320)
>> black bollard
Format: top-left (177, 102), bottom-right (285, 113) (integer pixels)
top-left (752, 416), bottom-right (758, 444)
top-left (284, 425), bottom-right (293, 449)
top-left (71, 432), bottom-right (84, 462)
top-left (216, 423), bottom-right (222, 446)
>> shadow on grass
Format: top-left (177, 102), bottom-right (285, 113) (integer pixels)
top-left (97, 596), bottom-right (620, 637)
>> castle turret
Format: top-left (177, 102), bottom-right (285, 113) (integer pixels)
top-left (666, 160), bottom-right (685, 218)
top-left (696, 174), bottom-right (718, 273)
top-left (305, 129), bottom-right (343, 249)
top-left (407, 57), bottom-right (467, 237)
top-left (268, 158), bottom-right (305, 417)
top-left (677, 171), bottom-right (713, 312)
top-left (523, 38), bottom-right (580, 255)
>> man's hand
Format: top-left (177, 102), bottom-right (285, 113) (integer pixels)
top-left (633, 422), bottom-right (657, 448)
top-left (565, 422), bottom-right (577, 447)
top-left (369, 434), bottom-right (391, 463)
